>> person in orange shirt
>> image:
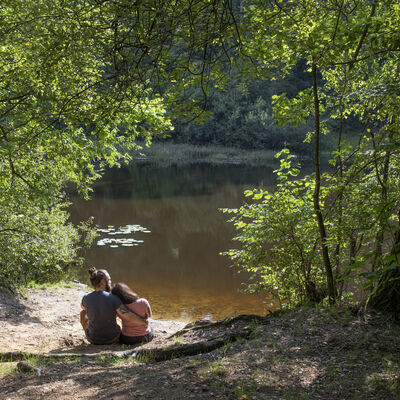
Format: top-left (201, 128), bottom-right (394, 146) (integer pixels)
top-left (111, 282), bottom-right (154, 345)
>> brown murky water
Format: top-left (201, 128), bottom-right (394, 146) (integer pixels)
top-left (69, 162), bottom-right (278, 322)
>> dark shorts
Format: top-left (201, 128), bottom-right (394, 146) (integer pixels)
top-left (119, 326), bottom-right (154, 345)
top-left (85, 330), bottom-right (121, 345)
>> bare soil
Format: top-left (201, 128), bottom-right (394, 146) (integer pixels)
top-left (0, 283), bottom-right (186, 356)
top-left (1, 283), bottom-right (400, 400)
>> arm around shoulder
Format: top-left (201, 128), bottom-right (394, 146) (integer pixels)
top-left (116, 304), bottom-right (149, 326)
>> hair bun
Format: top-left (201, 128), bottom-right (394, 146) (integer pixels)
top-left (88, 267), bottom-right (97, 278)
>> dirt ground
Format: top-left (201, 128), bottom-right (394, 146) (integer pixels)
top-left (0, 283), bottom-right (262, 400)
top-left (1, 283), bottom-right (400, 400)
top-left (0, 282), bottom-right (186, 356)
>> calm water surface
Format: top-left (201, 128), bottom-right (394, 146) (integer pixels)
top-left (69, 162), bottom-right (278, 322)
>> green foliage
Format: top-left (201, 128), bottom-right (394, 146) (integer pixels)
top-left (168, 74), bottom-right (318, 152)
top-left (0, 0), bottom-right (178, 288)
top-left (221, 0), bottom-right (400, 309)
top-left (0, 197), bottom-right (79, 289)
top-left (2, 0), bottom-right (400, 313)
top-left (222, 151), bottom-right (325, 305)
top-left (2, 0), bottom-right (262, 289)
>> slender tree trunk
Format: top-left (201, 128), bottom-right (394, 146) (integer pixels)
top-left (370, 126), bottom-right (391, 271)
top-left (334, 98), bottom-right (344, 296)
top-left (312, 62), bottom-right (336, 304)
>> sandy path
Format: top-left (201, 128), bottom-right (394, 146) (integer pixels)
top-left (0, 283), bottom-right (186, 355)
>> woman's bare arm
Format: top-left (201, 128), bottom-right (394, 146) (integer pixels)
top-left (145, 304), bottom-right (152, 318)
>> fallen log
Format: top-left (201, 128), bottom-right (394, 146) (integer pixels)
top-left (129, 328), bottom-right (253, 362)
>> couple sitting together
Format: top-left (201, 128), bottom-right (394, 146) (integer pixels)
top-left (80, 267), bottom-right (153, 345)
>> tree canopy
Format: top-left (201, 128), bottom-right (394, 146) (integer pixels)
top-left (0, 0), bottom-right (168, 287)
top-left (222, 0), bottom-right (400, 313)
top-left (1, 0), bottom-right (400, 315)
top-left (0, 0), bottom-right (246, 288)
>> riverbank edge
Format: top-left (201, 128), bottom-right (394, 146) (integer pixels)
top-left (126, 142), bottom-right (284, 166)
top-left (127, 142), bottom-right (332, 166)
top-left (1, 283), bottom-right (400, 399)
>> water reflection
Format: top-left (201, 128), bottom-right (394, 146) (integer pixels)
top-left (69, 162), bottom-right (277, 322)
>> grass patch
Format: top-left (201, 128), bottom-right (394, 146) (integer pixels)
top-left (133, 350), bottom-right (156, 364)
top-left (26, 280), bottom-right (71, 290)
top-left (283, 389), bottom-right (313, 400)
top-left (0, 354), bottom-right (42, 379)
top-left (95, 354), bottom-right (132, 367)
top-left (364, 372), bottom-right (400, 396)
top-left (0, 362), bottom-right (17, 378)
top-left (22, 354), bottom-right (41, 367)
top-left (197, 358), bottom-right (231, 392)
top-left (346, 348), bottom-right (363, 363)
top-left (173, 335), bottom-right (183, 345)
top-left (131, 142), bottom-right (279, 167)
top-left (206, 358), bottom-right (228, 378)
top-left (25, 280), bottom-right (86, 291)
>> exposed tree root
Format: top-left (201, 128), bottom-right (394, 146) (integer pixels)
top-left (129, 329), bottom-right (254, 362)
top-left (0, 314), bottom-right (269, 363)
top-left (168, 313), bottom-right (270, 338)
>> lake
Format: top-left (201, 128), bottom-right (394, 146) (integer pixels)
top-left (69, 161), bottom-right (278, 322)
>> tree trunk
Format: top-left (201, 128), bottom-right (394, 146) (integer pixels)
top-left (366, 267), bottom-right (400, 317)
top-left (312, 62), bottom-right (336, 304)
top-left (367, 212), bottom-right (400, 317)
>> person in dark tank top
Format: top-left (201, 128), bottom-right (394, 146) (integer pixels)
top-left (80, 268), bottom-right (148, 345)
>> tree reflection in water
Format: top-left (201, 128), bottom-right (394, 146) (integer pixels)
top-left (70, 162), bottom-right (278, 321)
